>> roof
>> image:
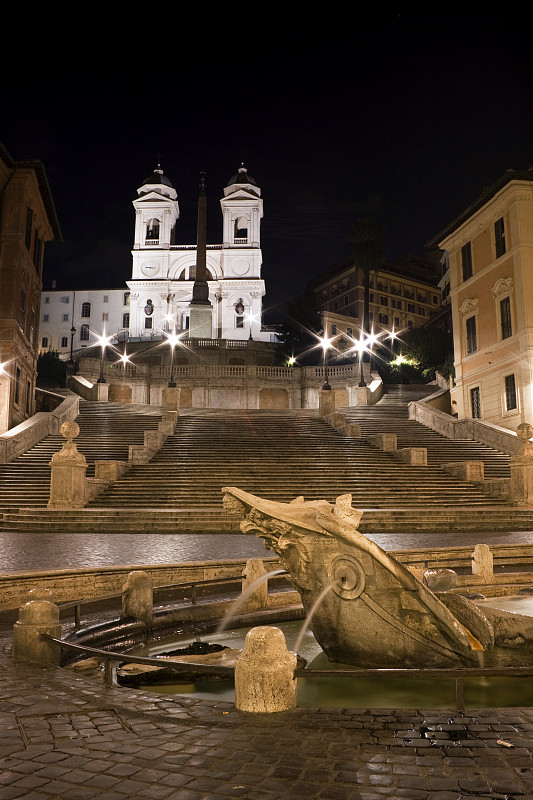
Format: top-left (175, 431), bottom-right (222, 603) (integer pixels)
top-left (0, 142), bottom-right (62, 242)
top-left (139, 167), bottom-right (174, 192)
top-left (428, 167), bottom-right (533, 247)
top-left (226, 165), bottom-right (257, 188)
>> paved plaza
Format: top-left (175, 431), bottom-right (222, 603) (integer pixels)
top-left (1, 610), bottom-right (533, 800)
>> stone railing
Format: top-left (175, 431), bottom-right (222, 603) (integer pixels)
top-left (0, 394), bottom-right (79, 464)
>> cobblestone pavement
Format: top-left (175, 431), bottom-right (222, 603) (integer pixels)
top-left (1, 634), bottom-right (533, 800)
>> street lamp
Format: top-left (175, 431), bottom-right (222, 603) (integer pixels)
top-left (319, 334), bottom-right (334, 390)
top-left (95, 332), bottom-right (112, 384)
top-left (69, 326), bottom-right (76, 365)
top-left (118, 348), bottom-right (131, 381)
top-left (165, 330), bottom-right (182, 388)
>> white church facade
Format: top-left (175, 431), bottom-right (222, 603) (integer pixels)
top-left (39, 165), bottom-right (273, 355)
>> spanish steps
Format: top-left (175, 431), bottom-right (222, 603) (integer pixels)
top-left (1, 385), bottom-right (532, 534)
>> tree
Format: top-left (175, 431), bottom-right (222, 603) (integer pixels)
top-left (274, 293), bottom-right (322, 366)
top-left (37, 351), bottom-right (67, 387)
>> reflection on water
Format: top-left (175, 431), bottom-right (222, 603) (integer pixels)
top-left (0, 532), bottom-right (267, 573)
top-left (130, 620), bottom-right (533, 709)
top-left (477, 594), bottom-right (533, 616)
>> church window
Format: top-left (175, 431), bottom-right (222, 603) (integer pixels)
top-left (80, 324), bottom-right (90, 341)
top-left (122, 313), bottom-right (130, 328)
top-left (234, 217), bottom-right (248, 242)
top-left (60, 336), bottom-right (68, 348)
top-left (145, 218), bottom-right (160, 241)
top-left (81, 302), bottom-right (91, 318)
top-left (236, 316), bottom-right (244, 328)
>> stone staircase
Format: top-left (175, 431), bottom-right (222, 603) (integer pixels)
top-left (0, 401), bottom-right (162, 510)
top-left (1, 386), bottom-right (531, 533)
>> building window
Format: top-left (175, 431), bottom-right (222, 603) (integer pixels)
top-left (392, 299), bottom-right (402, 310)
top-left (331, 324), bottom-right (337, 335)
top-left (380, 296), bottom-right (388, 306)
top-left (378, 313), bottom-right (389, 325)
top-left (236, 316), bottom-right (244, 328)
top-left (14, 368), bottom-right (21, 405)
top-left (466, 315), bottom-right (477, 355)
top-left (344, 295), bottom-right (349, 306)
top-left (346, 327), bottom-right (352, 337)
top-left (25, 208), bottom-right (33, 250)
top-left (44, 296), bottom-right (50, 304)
top-left (432, 295), bottom-right (438, 304)
top-left (80, 324), bottom-right (90, 341)
top-left (419, 307), bottom-right (426, 316)
top-left (461, 242), bottom-right (472, 281)
top-left (62, 314), bottom-right (69, 322)
top-left (145, 317), bottom-right (153, 329)
top-left (33, 235), bottom-right (43, 273)
top-left (123, 292), bottom-right (130, 306)
top-left (470, 387), bottom-right (481, 419)
top-left (495, 217), bottom-right (506, 258)
top-left (61, 336), bottom-right (68, 348)
top-left (504, 374), bottom-right (517, 411)
top-left (500, 296), bottom-right (512, 339)
top-left (25, 381), bottom-right (31, 415)
top-left (43, 314), bottom-right (49, 322)
top-left (81, 302), bottom-right (91, 318)
top-left (102, 313), bottom-right (109, 322)
top-left (41, 336), bottom-right (49, 348)
top-left (145, 218), bottom-right (160, 241)
top-left (394, 317), bottom-right (400, 328)
top-left (103, 295), bottom-right (109, 303)
top-left (19, 290), bottom-right (25, 329)
top-left (122, 313), bottom-right (130, 328)
top-left (407, 303), bottom-right (415, 313)
top-left (61, 296), bottom-right (69, 304)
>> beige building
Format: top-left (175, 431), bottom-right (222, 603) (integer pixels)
top-left (0, 143), bottom-right (61, 433)
top-left (430, 167), bottom-right (533, 429)
top-left (309, 256), bottom-right (441, 342)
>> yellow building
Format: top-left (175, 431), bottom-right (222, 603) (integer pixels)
top-left (430, 167), bottom-right (533, 429)
top-left (0, 143), bottom-right (61, 433)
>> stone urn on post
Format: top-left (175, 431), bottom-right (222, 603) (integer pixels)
top-left (510, 422), bottom-right (533, 505)
top-left (48, 421), bottom-right (88, 508)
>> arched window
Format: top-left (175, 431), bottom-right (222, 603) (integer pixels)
top-left (80, 324), bottom-right (90, 341)
top-left (122, 313), bottom-right (130, 328)
top-left (81, 302), bottom-right (91, 318)
top-left (234, 217), bottom-right (248, 242)
top-left (41, 336), bottom-right (48, 348)
top-left (145, 218), bottom-right (160, 241)
top-left (60, 336), bottom-right (68, 348)
top-left (123, 292), bottom-right (130, 306)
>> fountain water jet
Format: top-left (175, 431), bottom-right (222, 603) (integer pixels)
top-left (215, 569), bottom-right (286, 635)
top-left (292, 584), bottom-right (333, 655)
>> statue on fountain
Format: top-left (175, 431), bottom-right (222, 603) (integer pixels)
top-left (222, 487), bottom-right (533, 669)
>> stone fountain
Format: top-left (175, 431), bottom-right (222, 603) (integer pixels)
top-left (222, 487), bottom-right (533, 669)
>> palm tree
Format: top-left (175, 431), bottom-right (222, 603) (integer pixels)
top-left (349, 218), bottom-right (386, 385)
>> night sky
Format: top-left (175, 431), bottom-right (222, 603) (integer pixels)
top-left (2, 13), bottom-right (531, 323)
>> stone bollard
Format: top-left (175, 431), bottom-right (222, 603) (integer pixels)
top-left (13, 589), bottom-right (61, 665)
top-left (158, 410), bottom-right (179, 435)
top-left (108, 384), bottom-right (132, 403)
top-left (472, 544), bottom-right (493, 583)
top-left (345, 423), bottom-right (362, 438)
top-left (234, 626), bottom-right (297, 712)
top-left (242, 559), bottom-right (268, 610)
top-left (510, 423), bottom-right (533, 504)
top-left (48, 421), bottom-right (88, 508)
top-left (319, 388), bottom-right (336, 418)
top-left (122, 571), bottom-right (153, 628)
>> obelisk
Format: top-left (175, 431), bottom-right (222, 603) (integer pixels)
top-left (188, 171), bottom-right (212, 339)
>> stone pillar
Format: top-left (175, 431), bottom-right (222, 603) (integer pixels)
top-left (345, 423), bottom-right (362, 438)
top-left (162, 386), bottom-right (181, 412)
top-left (319, 389), bottom-right (335, 418)
top-left (234, 626), bottom-right (297, 712)
top-left (242, 559), bottom-right (268, 611)
top-left (510, 423), bottom-right (533, 504)
top-left (122, 571), bottom-right (153, 627)
top-left (158, 410), bottom-right (179, 435)
top-left (13, 589), bottom-right (61, 665)
top-left (48, 421), bottom-right (88, 508)
top-left (472, 544), bottom-right (493, 583)
top-left (108, 384), bottom-right (132, 403)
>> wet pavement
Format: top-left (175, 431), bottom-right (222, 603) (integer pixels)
top-left (1, 614), bottom-right (533, 799)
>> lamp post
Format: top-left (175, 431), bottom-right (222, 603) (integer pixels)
top-left (166, 330), bottom-right (182, 388)
top-left (69, 326), bottom-right (76, 365)
top-left (118, 348), bottom-right (131, 381)
top-left (357, 333), bottom-right (367, 387)
top-left (96, 333), bottom-right (112, 384)
top-left (320, 334), bottom-right (333, 390)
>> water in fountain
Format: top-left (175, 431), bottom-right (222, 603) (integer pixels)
top-left (291, 584), bottom-right (333, 654)
top-left (214, 569), bottom-right (286, 635)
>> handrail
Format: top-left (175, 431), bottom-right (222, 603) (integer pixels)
top-left (41, 635), bottom-right (234, 686)
top-left (42, 633), bottom-right (533, 711)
